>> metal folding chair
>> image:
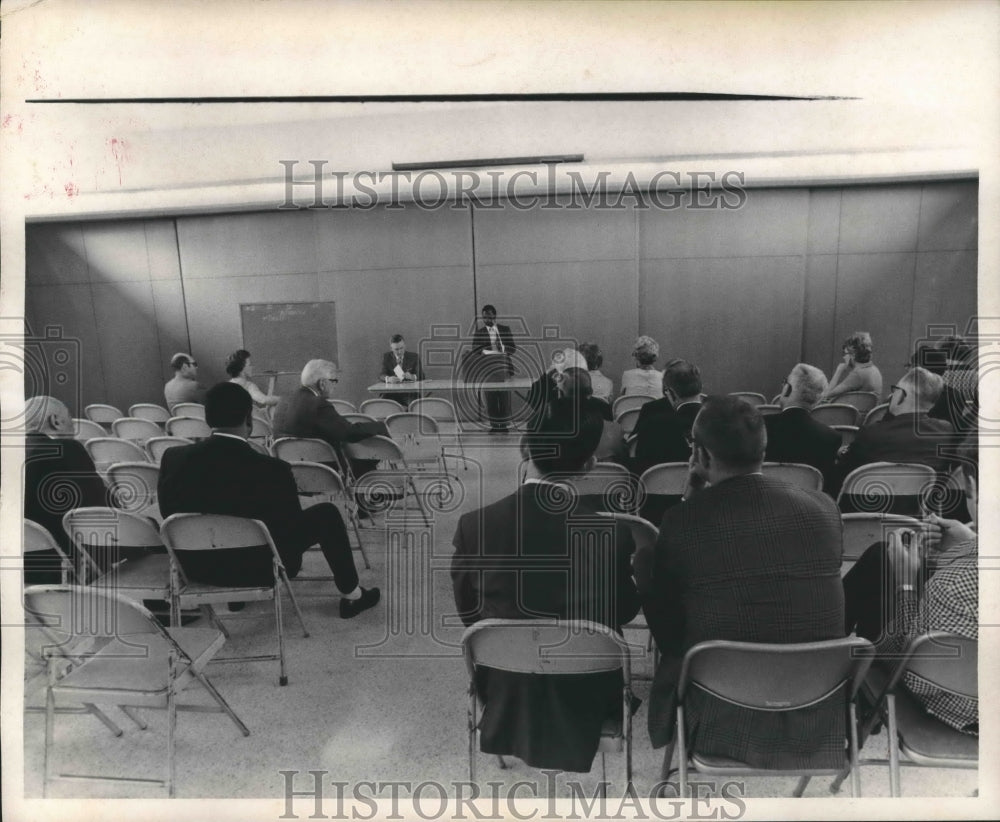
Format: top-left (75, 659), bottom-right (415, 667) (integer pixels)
top-left (288, 461), bottom-right (369, 569)
top-left (728, 392), bottom-right (767, 407)
top-left (761, 461), bottom-right (824, 491)
top-left (165, 416), bottom-right (212, 440)
top-left (612, 394), bottom-right (652, 418)
top-left (812, 404), bottom-right (860, 427)
top-left (128, 403), bottom-right (172, 424)
top-left (863, 403), bottom-right (890, 426)
top-left (105, 461), bottom-right (162, 522)
top-left (837, 462), bottom-right (937, 516)
top-left (112, 417), bottom-right (164, 444)
top-left (636, 462), bottom-right (689, 516)
top-left (359, 398), bottom-right (406, 420)
top-left (72, 418), bottom-right (108, 442)
top-left (84, 403), bottom-right (123, 427)
top-left (409, 397), bottom-right (469, 469)
top-left (756, 404), bottom-right (782, 416)
top-left (328, 398), bottom-right (357, 415)
top-left (170, 402), bottom-right (205, 420)
top-left (568, 462), bottom-right (637, 515)
top-left (836, 391), bottom-right (880, 417)
top-left (145, 435), bottom-right (193, 463)
top-left (840, 512), bottom-right (922, 562)
top-left (343, 435), bottom-right (430, 527)
top-left (23, 519), bottom-right (74, 584)
top-left (84, 437), bottom-right (148, 474)
top-left (615, 407), bottom-right (642, 437)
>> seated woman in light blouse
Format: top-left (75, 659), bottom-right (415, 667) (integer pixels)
top-left (620, 335), bottom-right (663, 398)
top-left (822, 331), bottom-right (883, 401)
top-left (577, 342), bottom-right (614, 402)
top-left (226, 349), bottom-right (280, 411)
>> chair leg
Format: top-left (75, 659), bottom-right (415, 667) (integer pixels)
top-left (600, 752), bottom-right (607, 798)
top-left (886, 695), bottom-right (901, 797)
top-left (792, 775), bottom-right (810, 797)
top-left (278, 565), bottom-right (311, 638)
top-left (848, 701), bottom-right (862, 798)
top-left (496, 755), bottom-right (506, 769)
top-left (119, 705), bottom-right (148, 730)
top-left (193, 669), bottom-right (251, 736)
top-left (274, 589), bottom-right (288, 687)
top-left (166, 682), bottom-right (177, 797)
top-left (43, 678), bottom-right (55, 798)
top-left (349, 511), bottom-right (370, 569)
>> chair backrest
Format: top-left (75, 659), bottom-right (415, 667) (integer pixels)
top-left (128, 403), bottom-right (171, 424)
top-left (409, 397), bottom-right (458, 422)
top-left (863, 403), bottom-right (890, 426)
top-left (23, 520), bottom-right (73, 581)
top-left (289, 461), bottom-right (348, 499)
top-left (894, 633), bottom-right (978, 699)
top-left (250, 415), bottom-right (272, 439)
top-left (569, 463), bottom-right (635, 510)
top-left (272, 436), bottom-right (339, 464)
top-left (145, 436), bottom-right (193, 463)
top-left (594, 511), bottom-right (659, 555)
top-left (84, 437), bottom-right (149, 470)
top-left (328, 399), bottom-right (357, 415)
top-left (729, 392), bottom-right (767, 407)
top-left (831, 425), bottom-right (859, 448)
top-left (111, 417), bottom-right (163, 443)
top-left (756, 404), bottom-right (782, 416)
top-left (463, 619), bottom-right (630, 678)
top-left (165, 416), bottom-right (212, 440)
top-left (105, 462), bottom-right (160, 514)
top-left (835, 391), bottom-right (880, 416)
top-left (341, 413), bottom-right (379, 426)
top-left (812, 404), bottom-right (860, 427)
top-left (171, 402), bottom-right (206, 420)
top-left (72, 418), bottom-right (109, 441)
top-left (342, 435), bottom-right (404, 463)
top-left (385, 412), bottom-right (441, 439)
top-left (840, 513), bottom-right (922, 561)
top-left (612, 394), bottom-right (652, 418)
top-left (761, 462), bottom-right (824, 491)
top-left (84, 404), bottom-right (123, 425)
top-left (160, 513), bottom-right (277, 586)
top-left (247, 439), bottom-right (271, 456)
top-left (639, 462), bottom-right (689, 497)
top-left (838, 462), bottom-right (937, 508)
top-left (25, 584), bottom-right (164, 647)
top-left (615, 407), bottom-right (642, 436)
top-left (677, 637), bottom-right (874, 707)
top-left (359, 398), bottom-right (406, 420)
top-left (62, 507), bottom-right (164, 580)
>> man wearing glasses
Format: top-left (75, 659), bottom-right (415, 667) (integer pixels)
top-left (164, 352), bottom-right (207, 410)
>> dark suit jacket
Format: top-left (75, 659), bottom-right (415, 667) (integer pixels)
top-left (452, 482), bottom-right (640, 771)
top-left (467, 322), bottom-right (516, 379)
top-left (272, 387), bottom-right (386, 449)
top-left (379, 350), bottom-right (425, 381)
top-left (158, 434), bottom-right (308, 585)
top-left (632, 400), bottom-right (700, 474)
top-left (641, 474), bottom-right (846, 768)
top-left (831, 412), bottom-right (957, 509)
top-left (24, 433), bottom-right (112, 578)
top-left (764, 406), bottom-right (841, 491)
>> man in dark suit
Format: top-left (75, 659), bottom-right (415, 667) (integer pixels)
top-left (23, 395), bottom-right (114, 582)
top-left (378, 333), bottom-right (425, 408)
top-left (764, 363), bottom-right (841, 491)
top-left (467, 304), bottom-right (516, 433)
top-left (635, 396), bottom-right (845, 771)
top-left (632, 359), bottom-right (703, 522)
top-left (159, 382), bottom-right (379, 618)
top-left (832, 366), bottom-right (958, 513)
top-left (451, 408), bottom-right (640, 772)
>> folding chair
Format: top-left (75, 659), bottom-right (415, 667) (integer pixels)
top-left (146, 435), bottom-right (193, 463)
top-left (128, 402), bottom-right (171, 424)
top-left (837, 462), bottom-right (937, 516)
top-left (409, 397), bottom-right (469, 469)
top-left (729, 392), bottom-right (767, 407)
top-left (840, 513), bottom-right (922, 562)
top-left (756, 404), bottom-right (782, 416)
top-left (812, 404), bottom-right (860, 427)
top-left (343, 435), bottom-right (429, 527)
top-left (674, 637), bottom-right (874, 798)
top-left (250, 414), bottom-right (272, 448)
top-left (84, 403), bottom-right (123, 426)
top-left (637, 462), bottom-right (689, 516)
top-left (23, 520), bottom-right (74, 584)
top-left (62, 507), bottom-right (171, 599)
top-left (832, 424), bottom-right (859, 449)
top-left (384, 413), bottom-right (454, 487)
top-left (569, 462), bottom-right (637, 515)
top-left (844, 632), bottom-right (977, 797)
top-left (612, 394), bottom-right (652, 418)
top-left (761, 462), bottom-right (824, 491)
top-left (247, 439), bottom-right (270, 456)
top-left (341, 412), bottom-right (380, 426)
top-left (25, 585), bottom-right (250, 797)
top-left (84, 437), bottom-right (148, 474)
top-left (288, 461), bottom-right (369, 569)
top-left (111, 417), bottom-right (163, 445)
top-left (170, 402), bottom-right (205, 420)
top-left (272, 436), bottom-right (344, 469)
top-left (615, 407), bottom-right (642, 437)
top-left (106, 461), bottom-right (162, 521)
top-left (161, 513), bottom-right (310, 686)
top-left (165, 416), bottom-right (212, 440)
top-left (359, 398), bottom-right (406, 420)
top-left (864, 403), bottom-right (890, 426)
top-left (328, 398), bottom-right (357, 415)
top-left (462, 619), bottom-right (633, 795)
top-left (835, 391), bottom-right (880, 417)
top-left (72, 418), bottom-right (108, 442)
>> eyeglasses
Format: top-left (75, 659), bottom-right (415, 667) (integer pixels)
top-left (890, 384), bottom-right (907, 402)
top-left (684, 432), bottom-right (699, 449)
top-left (186, 361), bottom-right (198, 367)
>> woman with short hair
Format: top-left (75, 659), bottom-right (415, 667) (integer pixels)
top-left (226, 349), bottom-right (280, 410)
top-left (823, 332), bottom-right (883, 401)
top-left (620, 335), bottom-right (663, 398)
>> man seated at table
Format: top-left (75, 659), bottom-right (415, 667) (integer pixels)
top-left (378, 333), bottom-right (425, 408)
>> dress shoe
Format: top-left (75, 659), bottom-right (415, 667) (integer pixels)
top-left (339, 586), bottom-right (381, 618)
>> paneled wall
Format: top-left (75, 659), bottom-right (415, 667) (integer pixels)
top-left (25, 181), bottom-right (977, 414)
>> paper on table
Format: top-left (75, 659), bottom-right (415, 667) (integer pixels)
top-left (394, 364), bottom-right (405, 378)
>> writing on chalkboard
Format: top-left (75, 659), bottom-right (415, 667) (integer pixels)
top-left (240, 301), bottom-right (338, 375)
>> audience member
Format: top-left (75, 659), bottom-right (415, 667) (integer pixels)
top-left (929, 335), bottom-right (978, 434)
top-left (378, 333), bottom-right (425, 407)
top-left (164, 352), bottom-right (206, 410)
top-left (823, 331), bottom-right (883, 401)
top-left (577, 342), bottom-right (614, 402)
top-left (620, 335), bottom-right (663, 398)
top-left (158, 382), bottom-right (380, 618)
top-left (764, 363), bottom-right (841, 490)
top-left (636, 396), bottom-right (845, 770)
top-left (23, 396), bottom-right (113, 582)
top-left (832, 366), bottom-right (957, 510)
top-left (226, 349), bottom-right (280, 410)
top-left (451, 408), bottom-right (640, 771)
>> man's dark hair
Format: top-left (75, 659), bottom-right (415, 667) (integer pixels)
top-left (663, 359), bottom-right (702, 398)
top-left (526, 405), bottom-right (603, 475)
top-left (170, 353), bottom-right (193, 371)
top-left (577, 342), bottom-right (603, 371)
top-left (224, 349), bottom-right (251, 378)
top-left (692, 395), bottom-right (766, 469)
top-left (205, 382), bottom-right (253, 428)
top-left (390, 334), bottom-right (405, 344)
top-left (481, 304), bottom-right (497, 315)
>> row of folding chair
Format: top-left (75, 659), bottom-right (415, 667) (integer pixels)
top-left (77, 413), bottom-right (273, 444)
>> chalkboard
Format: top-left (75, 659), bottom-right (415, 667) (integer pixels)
top-left (240, 302), bottom-right (338, 374)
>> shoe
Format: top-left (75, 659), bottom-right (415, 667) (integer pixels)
top-left (340, 586), bottom-right (381, 619)
top-left (227, 601), bottom-right (247, 612)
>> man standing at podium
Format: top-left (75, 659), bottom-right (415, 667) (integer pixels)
top-left (468, 304), bottom-right (516, 433)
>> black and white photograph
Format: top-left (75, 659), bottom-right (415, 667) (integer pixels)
top-left (1, 1), bottom-right (997, 819)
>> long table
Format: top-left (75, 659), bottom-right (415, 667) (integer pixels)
top-left (366, 378), bottom-right (534, 394)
